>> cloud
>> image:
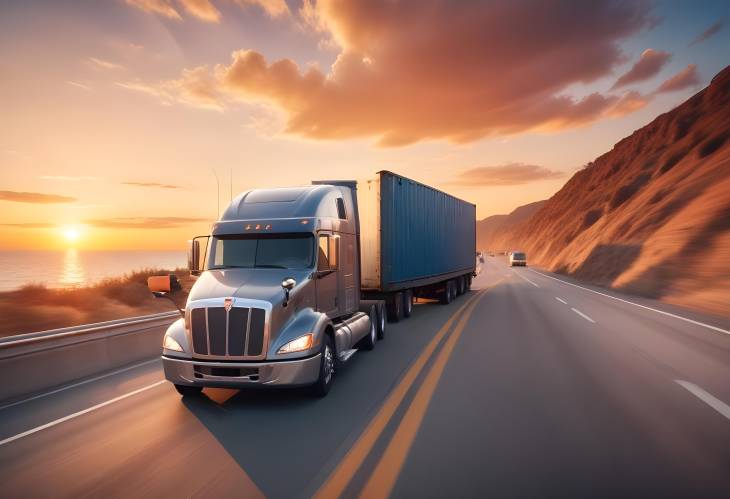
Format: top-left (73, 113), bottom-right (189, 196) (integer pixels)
top-left (117, 66), bottom-right (224, 110)
top-left (0, 223), bottom-right (57, 229)
top-left (67, 81), bottom-right (92, 91)
top-left (450, 164), bottom-right (565, 186)
top-left (179, 0), bottom-right (221, 22)
top-left (656, 64), bottom-right (700, 93)
top-left (234, 0), bottom-right (290, 18)
top-left (88, 57), bottom-right (125, 70)
top-left (689, 20), bottom-right (724, 46)
top-left (607, 90), bottom-right (651, 117)
top-left (132, 0), bottom-right (651, 145)
top-left (122, 181), bottom-right (181, 189)
top-left (0, 191), bottom-right (77, 204)
top-left (611, 49), bottom-right (671, 90)
top-left (39, 175), bottom-right (99, 181)
top-left (87, 217), bottom-right (208, 229)
top-left (125, 0), bottom-right (182, 20)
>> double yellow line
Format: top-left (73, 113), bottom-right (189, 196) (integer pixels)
top-left (315, 284), bottom-right (493, 499)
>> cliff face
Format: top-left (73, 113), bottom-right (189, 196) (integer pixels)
top-left (477, 200), bottom-right (545, 250)
top-left (493, 65), bottom-right (730, 316)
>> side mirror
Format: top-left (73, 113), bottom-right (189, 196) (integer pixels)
top-left (147, 275), bottom-right (184, 316)
top-left (147, 274), bottom-right (181, 294)
top-left (281, 278), bottom-right (296, 307)
top-left (188, 236), bottom-right (209, 276)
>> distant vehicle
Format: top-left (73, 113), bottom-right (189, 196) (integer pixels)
top-left (509, 252), bottom-right (527, 266)
top-left (149, 171), bottom-right (476, 398)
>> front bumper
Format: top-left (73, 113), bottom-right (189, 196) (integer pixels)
top-left (162, 354), bottom-right (321, 388)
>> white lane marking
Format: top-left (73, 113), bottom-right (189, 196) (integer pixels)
top-left (0, 380), bottom-right (166, 447)
top-left (675, 380), bottom-right (730, 420)
top-left (555, 297), bottom-right (568, 305)
top-left (571, 308), bottom-right (596, 323)
top-left (512, 270), bottom-right (539, 287)
top-left (0, 359), bottom-right (160, 412)
top-left (529, 269), bottom-right (730, 337)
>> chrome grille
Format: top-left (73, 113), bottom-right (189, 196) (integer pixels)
top-left (190, 306), bottom-right (266, 358)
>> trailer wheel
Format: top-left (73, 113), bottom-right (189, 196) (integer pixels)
top-left (358, 305), bottom-right (377, 351)
top-left (402, 289), bottom-right (413, 318)
top-left (387, 292), bottom-right (403, 322)
top-left (376, 302), bottom-right (387, 339)
top-left (456, 277), bottom-right (465, 295)
top-left (439, 281), bottom-right (453, 305)
top-left (466, 275), bottom-right (472, 290)
top-left (174, 385), bottom-right (203, 397)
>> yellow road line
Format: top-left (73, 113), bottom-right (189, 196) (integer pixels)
top-left (313, 290), bottom-right (485, 499)
top-left (358, 287), bottom-right (489, 498)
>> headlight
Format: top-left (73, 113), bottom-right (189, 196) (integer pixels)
top-left (277, 333), bottom-right (314, 354)
top-left (163, 334), bottom-right (184, 352)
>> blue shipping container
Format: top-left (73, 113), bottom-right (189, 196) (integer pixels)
top-left (376, 171), bottom-right (476, 292)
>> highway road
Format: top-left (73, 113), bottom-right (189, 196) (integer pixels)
top-left (1, 258), bottom-right (729, 498)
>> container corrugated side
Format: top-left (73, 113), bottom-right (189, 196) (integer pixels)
top-left (379, 171), bottom-right (475, 291)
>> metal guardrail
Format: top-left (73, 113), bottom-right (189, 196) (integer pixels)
top-left (0, 311), bottom-right (181, 350)
top-left (0, 312), bottom-right (181, 403)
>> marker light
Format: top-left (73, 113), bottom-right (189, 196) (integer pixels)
top-left (163, 335), bottom-right (184, 352)
top-left (255, 224), bottom-right (261, 230)
top-left (277, 334), bottom-right (314, 354)
top-left (245, 224), bottom-right (252, 230)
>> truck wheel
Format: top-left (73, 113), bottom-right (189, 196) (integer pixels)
top-left (402, 289), bottom-right (413, 318)
top-left (439, 282), bottom-right (453, 305)
top-left (310, 335), bottom-right (335, 397)
top-left (174, 384), bottom-right (203, 397)
top-left (358, 305), bottom-right (377, 350)
top-left (456, 277), bottom-right (465, 296)
top-left (376, 302), bottom-right (387, 339)
top-left (387, 292), bottom-right (403, 322)
top-left (466, 275), bottom-right (472, 290)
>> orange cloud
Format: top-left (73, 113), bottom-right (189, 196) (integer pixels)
top-left (213, 0), bottom-right (651, 145)
top-left (656, 64), bottom-right (700, 93)
top-left (611, 49), bottom-right (671, 90)
top-left (88, 57), bottom-right (125, 71)
top-left (117, 66), bottom-right (223, 110)
top-left (179, 0), bottom-right (221, 22)
top-left (451, 164), bottom-right (564, 186)
top-left (122, 182), bottom-right (181, 189)
top-left (608, 91), bottom-right (650, 117)
top-left (87, 217), bottom-right (208, 229)
top-left (125, 0), bottom-right (182, 20)
top-left (0, 191), bottom-right (76, 204)
top-left (234, 0), bottom-right (290, 18)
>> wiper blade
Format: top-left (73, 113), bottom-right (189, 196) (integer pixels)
top-left (255, 264), bottom-right (287, 269)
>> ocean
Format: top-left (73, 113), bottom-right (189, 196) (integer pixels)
top-left (0, 250), bottom-right (187, 292)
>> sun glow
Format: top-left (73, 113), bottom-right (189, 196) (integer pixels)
top-left (61, 226), bottom-right (83, 245)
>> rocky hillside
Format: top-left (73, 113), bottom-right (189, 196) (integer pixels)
top-left (493, 65), bottom-right (730, 316)
top-left (477, 200), bottom-right (545, 250)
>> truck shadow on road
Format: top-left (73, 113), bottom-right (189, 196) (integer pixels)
top-left (178, 296), bottom-right (471, 498)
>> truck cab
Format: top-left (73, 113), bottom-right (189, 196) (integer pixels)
top-left (156, 182), bottom-right (383, 397)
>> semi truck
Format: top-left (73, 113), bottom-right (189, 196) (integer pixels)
top-left (149, 171), bottom-right (476, 397)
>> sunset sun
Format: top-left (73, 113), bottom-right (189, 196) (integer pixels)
top-left (62, 227), bottom-right (81, 243)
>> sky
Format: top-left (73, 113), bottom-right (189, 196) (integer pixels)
top-left (1, 0), bottom-right (728, 250)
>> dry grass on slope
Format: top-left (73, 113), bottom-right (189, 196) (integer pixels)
top-left (0, 268), bottom-right (193, 337)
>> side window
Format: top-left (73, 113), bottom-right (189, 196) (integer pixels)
top-left (317, 234), bottom-right (339, 271)
top-left (318, 235), bottom-right (330, 271)
top-left (328, 236), bottom-right (339, 270)
top-left (336, 198), bottom-right (347, 219)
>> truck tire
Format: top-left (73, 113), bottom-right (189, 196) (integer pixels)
top-left (439, 281), bottom-right (453, 305)
top-left (456, 276), bottom-right (465, 296)
top-left (466, 275), bottom-right (472, 290)
top-left (387, 292), bottom-right (403, 322)
top-left (376, 302), bottom-right (387, 339)
top-left (358, 305), bottom-right (377, 351)
top-left (402, 289), bottom-right (413, 318)
top-left (174, 384), bottom-right (203, 397)
top-left (310, 335), bottom-right (335, 397)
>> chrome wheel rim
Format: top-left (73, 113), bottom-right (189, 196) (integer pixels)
top-left (323, 344), bottom-right (333, 384)
top-left (380, 308), bottom-right (385, 332)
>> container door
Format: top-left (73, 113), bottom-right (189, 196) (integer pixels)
top-left (316, 233), bottom-right (339, 317)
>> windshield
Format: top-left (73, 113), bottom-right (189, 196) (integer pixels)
top-left (513, 252), bottom-right (526, 259)
top-left (207, 233), bottom-right (315, 270)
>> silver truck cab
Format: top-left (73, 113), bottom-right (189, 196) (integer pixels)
top-left (158, 182), bottom-right (382, 397)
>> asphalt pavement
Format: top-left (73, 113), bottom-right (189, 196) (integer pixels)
top-left (1, 257), bottom-right (729, 498)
